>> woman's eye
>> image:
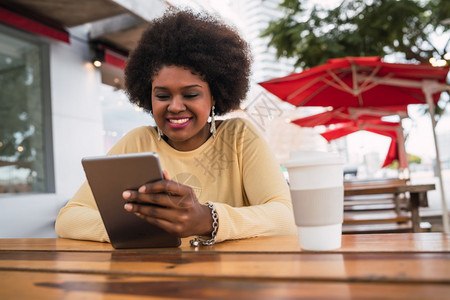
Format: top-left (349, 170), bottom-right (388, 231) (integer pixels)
top-left (155, 94), bottom-right (170, 100)
top-left (184, 94), bottom-right (198, 99)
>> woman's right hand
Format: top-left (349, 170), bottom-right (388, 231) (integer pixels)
top-left (122, 171), bottom-right (213, 238)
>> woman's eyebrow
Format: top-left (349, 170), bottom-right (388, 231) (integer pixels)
top-left (153, 86), bottom-right (168, 90)
top-left (180, 84), bottom-right (203, 90)
top-left (153, 84), bottom-right (203, 90)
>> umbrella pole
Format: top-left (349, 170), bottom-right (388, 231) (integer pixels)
top-left (397, 127), bottom-right (409, 180)
top-left (425, 90), bottom-right (450, 234)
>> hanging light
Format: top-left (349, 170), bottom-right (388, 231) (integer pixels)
top-left (90, 42), bottom-right (105, 68)
top-left (93, 60), bottom-right (102, 67)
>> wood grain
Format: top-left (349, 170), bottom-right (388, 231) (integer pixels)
top-left (1, 270), bottom-right (450, 300)
top-left (1, 250), bottom-right (450, 283)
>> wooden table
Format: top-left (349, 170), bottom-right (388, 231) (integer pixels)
top-left (344, 180), bottom-right (436, 232)
top-left (1, 233), bottom-right (449, 299)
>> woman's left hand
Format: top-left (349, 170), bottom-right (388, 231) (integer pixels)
top-left (122, 171), bottom-right (213, 238)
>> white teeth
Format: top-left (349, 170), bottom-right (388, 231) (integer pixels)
top-left (169, 118), bottom-right (189, 124)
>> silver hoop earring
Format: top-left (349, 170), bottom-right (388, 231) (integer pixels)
top-left (210, 106), bottom-right (216, 139)
top-left (157, 127), bottom-right (163, 141)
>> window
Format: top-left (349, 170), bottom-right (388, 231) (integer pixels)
top-left (100, 85), bottom-right (154, 152)
top-left (0, 26), bottom-right (53, 194)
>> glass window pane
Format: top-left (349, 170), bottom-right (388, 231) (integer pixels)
top-left (0, 30), bottom-right (48, 194)
top-left (100, 85), bottom-right (154, 152)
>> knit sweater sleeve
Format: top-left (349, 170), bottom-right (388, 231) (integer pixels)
top-left (213, 119), bottom-right (297, 242)
top-left (54, 181), bottom-right (110, 242)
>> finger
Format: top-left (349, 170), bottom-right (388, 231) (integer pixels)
top-left (124, 202), bottom-right (194, 230)
top-left (163, 170), bottom-right (171, 180)
top-left (124, 202), bottom-right (158, 216)
top-left (139, 180), bottom-right (187, 196)
top-left (125, 203), bottom-right (177, 221)
top-left (122, 190), bottom-right (139, 200)
top-left (124, 192), bottom-right (179, 209)
top-left (132, 211), bottom-right (183, 236)
top-left (125, 193), bottom-right (181, 208)
top-left (123, 190), bottom-right (161, 203)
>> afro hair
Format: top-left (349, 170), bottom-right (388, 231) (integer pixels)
top-left (124, 9), bottom-right (252, 116)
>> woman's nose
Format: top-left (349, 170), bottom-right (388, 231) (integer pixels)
top-left (167, 96), bottom-right (186, 113)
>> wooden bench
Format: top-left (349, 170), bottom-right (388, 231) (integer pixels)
top-left (344, 177), bottom-right (409, 187)
top-left (345, 202), bottom-right (397, 211)
top-left (344, 196), bottom-right (398, 211)
top-left (342, 221), bottom-right (432, 234)
top-left (344, 211), bottom-right (411, 224)
top-left (345, 178), bottom-right (409, 214)
top-left (342, 178), bottom-right (434, 234)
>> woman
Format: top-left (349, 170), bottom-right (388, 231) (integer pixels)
top-left (55, 9), bottom-right (296, 245)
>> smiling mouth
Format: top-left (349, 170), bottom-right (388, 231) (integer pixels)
top-left (169, 118), bottom-right (190, 124)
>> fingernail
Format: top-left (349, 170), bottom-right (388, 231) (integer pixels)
top-left (122, 191), bottom-right (131, 198)
top-left (124, 203), bottom-right (133, 211)
top-left (138, 186), bottom-right (146, 193)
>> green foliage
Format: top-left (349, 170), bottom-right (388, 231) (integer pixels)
top-left (386, 160), bottom-right (399, 169)
top-left (261, 0), bottom-right (450, 69)
top-left (408, 153), bottom-right (422, 165)
top-left (386, 153), bottom-right (422, 169)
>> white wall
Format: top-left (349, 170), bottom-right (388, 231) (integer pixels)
top-left (0, 32), bottom-right (105, 238)
top-left (0, 194), bottom-right (62, 238)
top-left (51, 30), bottom-right (105, 199)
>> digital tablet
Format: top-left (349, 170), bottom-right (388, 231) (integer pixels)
top-left (82, 152), bottom-right (181, 249)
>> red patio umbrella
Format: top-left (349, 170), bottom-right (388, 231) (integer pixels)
top-left (259, 56), bottom-right (450, 233)
top-left (291, 107), bottom-right (408, 171)
top-left (291, 106), bottom-right (407, 126)
top-left (291, 107), bottom-right (380, 127)
top-left (258, 56), bottom-right (447, 108)
top-left (319, 120), bottom-right (404, 169)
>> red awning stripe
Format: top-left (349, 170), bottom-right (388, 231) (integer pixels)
top-left (0, 6), bottom-right (70, 44)
top-left (104, 49), bottom-right (127, 69)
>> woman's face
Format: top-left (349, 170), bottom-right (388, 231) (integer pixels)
top-left (151, 65), bottom-right (215, 151)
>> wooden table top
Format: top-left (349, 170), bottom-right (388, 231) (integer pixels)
top-left (1, 233), bottom-right (449, 299)
top-left (0, 233), bottom-right (448, 253)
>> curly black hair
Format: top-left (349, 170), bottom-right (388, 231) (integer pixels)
top-left (124, 9), bottom-right (252, 116)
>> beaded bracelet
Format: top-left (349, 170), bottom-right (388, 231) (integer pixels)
top-left (190, 202), bottom-right (218, 247)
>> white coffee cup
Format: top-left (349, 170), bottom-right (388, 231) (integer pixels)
top-left (285, 150), bottom-right (344, 251)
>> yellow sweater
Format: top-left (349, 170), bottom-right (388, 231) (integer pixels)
top-left (55, 118), bottom-right (297, 243)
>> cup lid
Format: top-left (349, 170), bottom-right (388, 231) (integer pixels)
top-left (284, 150), bottom-right (344, 168)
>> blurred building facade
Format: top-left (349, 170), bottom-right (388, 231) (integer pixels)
top-left (212, 0), bottom-right (296, 82)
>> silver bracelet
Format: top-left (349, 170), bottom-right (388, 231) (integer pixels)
top-left (190, 202), bottom-right (218, 247)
